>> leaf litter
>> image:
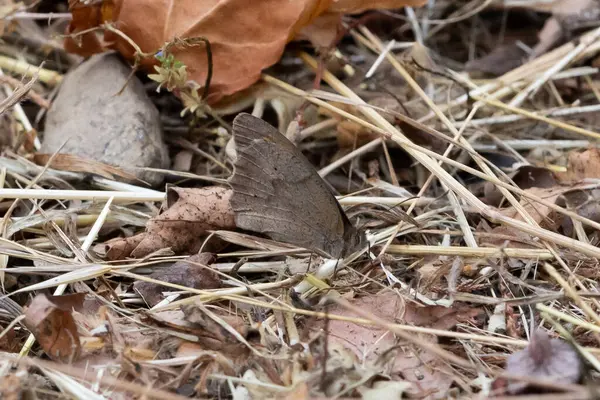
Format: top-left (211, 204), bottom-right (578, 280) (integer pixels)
top-left (2, 0), bottom-right (600, 399)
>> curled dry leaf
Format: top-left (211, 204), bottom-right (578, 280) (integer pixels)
top-left (111, 186), bottom-right (235, 259)
top-left (499, 330), bottom-right (582, 394)
top-left (134, 252), bottom-right (221, 307)
top-left (104, 233), bottom-right (144, 261)
top-left (24, 293), bottom-right (85, 362)
top-left (65, 0), bottom-right (426, 104)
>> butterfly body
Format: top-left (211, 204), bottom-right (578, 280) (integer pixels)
top-left (229, 113), bottom-right (364, 259)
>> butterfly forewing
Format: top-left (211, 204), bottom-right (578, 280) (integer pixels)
top-left (229, 113), bottom-right (354, 258)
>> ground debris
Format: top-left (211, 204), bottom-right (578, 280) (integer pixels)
top-left (134, 252), bottom-right (222, 307)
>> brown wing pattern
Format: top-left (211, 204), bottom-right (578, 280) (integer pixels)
top-left (229, 113), bottom-right (355, 258)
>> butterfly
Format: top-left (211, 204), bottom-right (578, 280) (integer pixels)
top-left (228, 113), bottom-right (365, 259)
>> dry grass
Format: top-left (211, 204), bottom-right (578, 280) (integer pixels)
top-left (1, 2), bottom-right (600, 399)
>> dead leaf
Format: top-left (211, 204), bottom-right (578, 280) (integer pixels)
top-left (32, 153), bottom-right (138, 181)
top-left (511, 166), bottom-right (559, 190)
top-left (134, 252), bottom-right (221, 307)
top-left (557, 188), bottom-right (600, 236)
top-left (130, 186), bottom-right (235, 258)
top-left (484, 165), bottom-right (557, 207)
top-left (0, 370), bottom-right (49, 400)
top-left (24, 293), bottom-right (85, 362)
top-left (500, 330), bottom-right (582, 394)
top-left (103, 233), bottom-right (145, 261)
top-left (310, 292), bottom-right (481, 397)
top-left (557, 148), bottom-right (600, 183)
top-left (65, 0), bottom-right (426, 104)
top-left (501, 186), bottom-right (569, 228)
top-left (402, 300), bottom-right (481, 330)
top-left (66, 0), bottom-right (113, 57)
top-left (296, 12), bottom-right (342, 48)
top-left (0, 374), bottom-right (21, 400)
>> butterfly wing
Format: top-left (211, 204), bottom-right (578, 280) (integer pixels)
top-left (229, 113), bottom-right (354, 258)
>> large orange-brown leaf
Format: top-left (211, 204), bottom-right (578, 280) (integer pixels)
top-left (65, 0), bottom-right (426, 103)
top-left (24, 293), bottom-right (85, 362)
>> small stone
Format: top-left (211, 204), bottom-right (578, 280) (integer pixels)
top-left (42, 52), bottom-right (169, 186)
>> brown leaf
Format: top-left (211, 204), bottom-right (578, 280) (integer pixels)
top-left (24, 293), bottom-right (85, 362)
top-left (282, 382), bottom-right (310, 400)
top-left (558, 188), bottom-right (600, 237)
top-left (0, 371), bottom-right (49, 400)
top-left (65, 0), bottom-right (114, 57)
top-left (131, 186), bottom-right (235, 258)
top-left (104, 233), bottom-right (144, 261)
top-left (310, 292), bottom-right (481, 396)
top-left (296, 12), bottom-right (342, 48)
top-left (402, 300), bottom-right (481, 331)
top-left (501, 330), bottom-right (582, 394)
top-left (0, 374), bottom-right (21, 400)
top-left (65, 0), bottom-right (426, 104)
top-left (501, 186), bottom-right (569, 228)
top-left (557, 148), bottom-right (600, 183)
top-left (511, 166), bottom-right (559, 190)
top-left (33, 153), bottom-right (138, 181)
top-left (484, 166), bottom-right (557, 207)
top-left (134, 252), bottom-right (221, 307)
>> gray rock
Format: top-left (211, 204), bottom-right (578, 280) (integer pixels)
top-left (42, 52), bottom-right (169, 186)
